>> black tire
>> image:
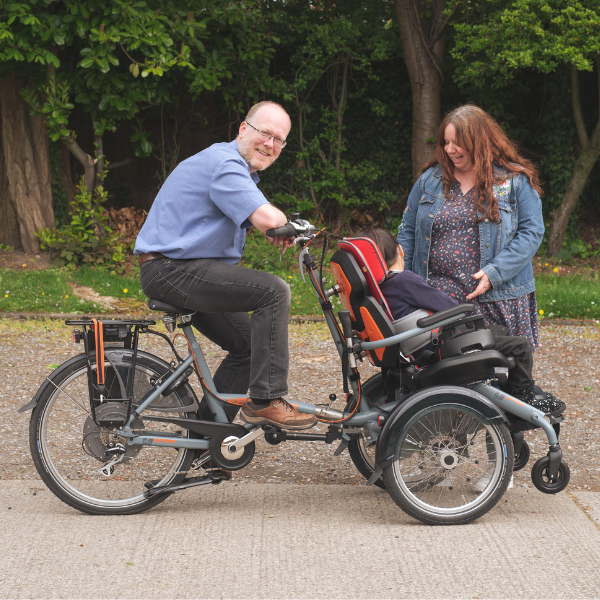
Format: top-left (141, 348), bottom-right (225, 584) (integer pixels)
top-left (348, 436), bottom-right (386, 490)
top-left (531, 456), bottom-right (570, 494)
top-left (383, 404), bottom-right (514, 525)
top-left (513, 440), bottom-right (530, 471)
top-left (29, 351), bottom-right (198, 515)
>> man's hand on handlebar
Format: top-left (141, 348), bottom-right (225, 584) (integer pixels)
top-left (267, 235), bottom-right (295, 252)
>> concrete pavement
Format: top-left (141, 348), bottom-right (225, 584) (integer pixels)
top-left (1, 481), bottom-right (600, 599)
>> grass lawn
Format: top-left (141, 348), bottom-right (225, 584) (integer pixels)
top-left (0, 267), bottom-right (147, 313)
top-left (0, 266), bottom-right (599, 320)
top-left (535, 273), bottom-right (600, 321)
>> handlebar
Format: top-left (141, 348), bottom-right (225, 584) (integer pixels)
top-left (266, 218), bottom-right (315, 239)
top-left (266, 223), bottom-right (297, 238)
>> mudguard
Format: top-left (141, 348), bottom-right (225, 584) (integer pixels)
top-left (375, 385), bottom-right (508, 469)
top-left (18, 352), bottom-right (92, 413)
top-left (18, 349), bottom-right (198, 413)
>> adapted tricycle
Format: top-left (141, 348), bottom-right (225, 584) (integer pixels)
top-left (21, 216), bottom-right (569, 525)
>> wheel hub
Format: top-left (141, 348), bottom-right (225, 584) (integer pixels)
top-left (82, 403), bottom-right (144, 461)
top-left (439, 450), bottom-right (459, 470)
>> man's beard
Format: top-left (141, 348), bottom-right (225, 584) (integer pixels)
top-left (237, 136), bottom-right (276, 171)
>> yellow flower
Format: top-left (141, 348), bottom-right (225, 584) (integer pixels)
top-left (4, 294), bottom-right (7, 298)
top-left (539, 309), bottom-right (544, 315)
top-left (288, 276), bottom-right (293, 280)
top-left (65, 295), bottom-right (69, 299)
top-left (123, 288), bottom-right (128, 293)
top-left (553, 267), bottom-right (559, 273)
top-left (544, 263), bottom-right (548, 266)
top-left (42, 292), bottom-right (45, 295)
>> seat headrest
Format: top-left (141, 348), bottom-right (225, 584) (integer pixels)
top-left (337, 238), bottom-right (392, 318)
top-left (338, 238), bottom-right (388, 285)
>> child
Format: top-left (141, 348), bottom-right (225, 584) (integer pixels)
top-left (360, 228), bottom-right (564, 415)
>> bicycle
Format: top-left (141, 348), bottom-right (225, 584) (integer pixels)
top-left (21, 216), bottom-right (570, 524)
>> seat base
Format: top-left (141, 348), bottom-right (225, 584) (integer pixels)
top-left (147, 298), bottom-right (194, 315)
top-left (402, 350), bottom-right (517, 391)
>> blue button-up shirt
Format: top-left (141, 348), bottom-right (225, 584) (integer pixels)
top-left (134, 140), bottom-right (269, 263)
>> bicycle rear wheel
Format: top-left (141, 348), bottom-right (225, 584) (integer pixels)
top-left (29, 351), bottom-right (198, 515)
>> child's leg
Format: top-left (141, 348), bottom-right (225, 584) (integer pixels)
top-left (491, 332), bottom-right (533, 393)
top-left (492, 330), bottom-right (564, 414)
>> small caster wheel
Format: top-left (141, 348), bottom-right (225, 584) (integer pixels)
top-left (513, 440), bottom-right (530, 471)
top-left (531, 456), bottom-right (570, 494)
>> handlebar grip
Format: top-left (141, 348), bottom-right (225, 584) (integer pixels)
top-left (266, 223), bottom-right (297, 238)
top-left (338, 310), bottom-right (354, 340)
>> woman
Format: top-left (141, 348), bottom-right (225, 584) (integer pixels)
top-left (397, 104), bottom-right (544, 348)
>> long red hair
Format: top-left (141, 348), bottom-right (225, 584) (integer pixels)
top-left (422, 105), bottom-right (542, 223)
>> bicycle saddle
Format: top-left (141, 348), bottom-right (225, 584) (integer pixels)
top-left (147, 298), bottom-right (194, 315)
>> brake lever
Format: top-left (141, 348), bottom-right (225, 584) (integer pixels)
top-left (298, 247), bottom-right (309, 283)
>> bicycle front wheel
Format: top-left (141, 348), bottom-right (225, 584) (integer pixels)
top-left (29, 351), bottom-right (198, 515)
top-left (383, 404), bottom-right (514, 525)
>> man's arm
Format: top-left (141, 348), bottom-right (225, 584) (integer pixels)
top-left (248, 204), bottom-right (287, 232)
top-left (248, 204), bottom-right (295, 251)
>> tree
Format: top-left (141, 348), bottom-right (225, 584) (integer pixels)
top-left (395, 0), bottom-right (458, 181)
top-left (0, 0), bottom-right (275, 248)
top-left (267, 0), bottom-right (398, 228)
top-left (452, 0), bottom-right (600, 256)
top-left (0, 72), bottom-right (54, 252)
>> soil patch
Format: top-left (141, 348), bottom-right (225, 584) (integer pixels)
top-left (0, 250), bottom-right (52, 271)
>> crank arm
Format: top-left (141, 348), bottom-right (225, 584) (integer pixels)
top-left (144, 473), bottom-right (221, 498)
top-left (227, 427), bottom-right (264, 451)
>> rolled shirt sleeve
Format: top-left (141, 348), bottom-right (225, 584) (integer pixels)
top-left (210, 157), bottom-right (269, 227)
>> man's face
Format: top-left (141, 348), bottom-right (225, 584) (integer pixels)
top-left (237, 105), bottom-right (291, 173)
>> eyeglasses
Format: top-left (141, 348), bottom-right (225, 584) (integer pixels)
top-left (245, 121), bottom-right (287, 148)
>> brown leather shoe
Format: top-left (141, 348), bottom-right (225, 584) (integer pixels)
top-left (240, 398), bottom-right (317, 430)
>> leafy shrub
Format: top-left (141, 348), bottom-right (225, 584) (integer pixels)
top-left (240, 228), bottom-right (301, 274)
top-left (36, 178), bottom-right (128, 271)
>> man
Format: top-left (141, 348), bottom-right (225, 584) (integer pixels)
top-left (134, 101), bottom-right (316, 430)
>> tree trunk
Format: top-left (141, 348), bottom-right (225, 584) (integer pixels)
top-left (0, 73), bottom-right (55, 252)
top-left (395, 0), bottom-right (448, 181)
top-left (546, 66), bottom-right (600, 256)
top-left (546, 138), bottom-right (600, 256)
top-left (59, 143), bottom-right (75, 213)
top-left (61, 134), bottom-right (96, 192)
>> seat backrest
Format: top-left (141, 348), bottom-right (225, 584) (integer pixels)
top-left (330, 238), bottom-right (399, 368)
top-left (329, 250), bottom-right (369, 331)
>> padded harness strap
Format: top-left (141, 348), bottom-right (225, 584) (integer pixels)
top-left (91, 318), bottom-right (106, 395)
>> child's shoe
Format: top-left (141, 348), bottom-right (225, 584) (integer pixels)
top-left (511, 383), bottom-right (565, 415)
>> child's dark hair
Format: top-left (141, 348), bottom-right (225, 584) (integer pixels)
top-left (357, 228), bottom-right (398, 269)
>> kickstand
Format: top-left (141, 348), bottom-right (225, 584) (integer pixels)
top-left (333, 438), bottom-right (349, 456)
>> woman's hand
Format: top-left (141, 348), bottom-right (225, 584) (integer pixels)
top-left (466, 271), bottom-right (492, 300)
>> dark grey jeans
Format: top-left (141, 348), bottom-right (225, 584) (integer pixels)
top-left (140, 257), bottom-right (291, 420)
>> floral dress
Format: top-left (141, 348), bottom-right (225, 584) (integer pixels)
top-left (428, 181), bottom-right (540, 348)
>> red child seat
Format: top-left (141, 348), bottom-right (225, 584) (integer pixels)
top-left (330, 238), bottom-right (399, 368)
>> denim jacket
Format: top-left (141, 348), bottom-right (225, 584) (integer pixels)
top-left (397, 165), bottom-right (544, 302)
